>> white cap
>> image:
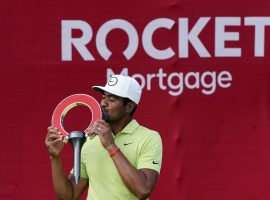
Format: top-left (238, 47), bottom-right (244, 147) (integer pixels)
top-left (92, 75), bottom-right (142, 104)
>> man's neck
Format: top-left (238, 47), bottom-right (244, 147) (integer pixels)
top-left (110, 117), bottom-right (132, 135)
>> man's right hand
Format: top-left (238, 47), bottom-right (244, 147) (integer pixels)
top-left (45, 126), bottom-right (64, 158)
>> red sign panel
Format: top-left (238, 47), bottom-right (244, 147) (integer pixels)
top-left (1, 0), bottom-right (270, 199)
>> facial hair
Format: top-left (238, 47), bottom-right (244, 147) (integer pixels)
top-left (102, 110), bottom-right (109, 123)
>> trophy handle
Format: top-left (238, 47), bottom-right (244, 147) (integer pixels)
top-left (69, 131), bottom-right (85, 184)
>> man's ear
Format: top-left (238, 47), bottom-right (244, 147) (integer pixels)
top-left (125, 102), bottom-right (136, 114)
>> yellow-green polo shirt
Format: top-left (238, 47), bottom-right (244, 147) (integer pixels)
top-left (78, 119), bottom-right (162, 200)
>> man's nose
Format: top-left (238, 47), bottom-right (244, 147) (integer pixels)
top-left (100, 98), bottom-right (108, 107)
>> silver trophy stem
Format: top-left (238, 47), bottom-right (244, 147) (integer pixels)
top-left (68, 131), bottom-right (85, 185)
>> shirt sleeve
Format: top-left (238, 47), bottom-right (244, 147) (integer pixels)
top-left (137, 132), bottom-right (163, 173)
top-left (80, 158), bottom-right (88, 179)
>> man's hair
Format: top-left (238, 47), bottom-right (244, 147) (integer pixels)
top-left (123, 98), bottom-right (137, 116)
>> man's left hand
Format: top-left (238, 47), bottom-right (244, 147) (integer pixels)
top-left (85, 120), bottom-right (115, 151)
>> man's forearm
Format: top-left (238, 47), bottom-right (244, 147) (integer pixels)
top-left (50, 156), bottom-right (73, 200)
top-left (108, 146), bottom-right (157, 200)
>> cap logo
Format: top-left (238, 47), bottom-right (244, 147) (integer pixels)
top-left (108, 76), bottom-right (118, 86)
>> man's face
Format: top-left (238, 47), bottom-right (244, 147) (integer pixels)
top-left (100, 92), bottom-right (126, 123)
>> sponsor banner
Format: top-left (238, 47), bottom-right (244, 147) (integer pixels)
top-left (1, 0), bottom-right (270, 199)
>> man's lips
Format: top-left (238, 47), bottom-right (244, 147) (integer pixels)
top-left (101, 107), bottom-right (108, 114)
top-left (101, 108), bottom-right (109, 122)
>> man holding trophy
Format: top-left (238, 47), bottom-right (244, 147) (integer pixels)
top-left (45, 75), bottom-right (163, 200)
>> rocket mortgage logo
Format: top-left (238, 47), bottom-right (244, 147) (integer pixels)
top-left (60, 17), bottom-right (270, 96)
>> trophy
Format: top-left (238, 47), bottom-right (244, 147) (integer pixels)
top-left (51, 94), bottom-right (102, 184)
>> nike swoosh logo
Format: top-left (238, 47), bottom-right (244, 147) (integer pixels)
top-left (124, 142), bottom-right (133, 146)
top-left (152, 161), bottom-right (159, 164)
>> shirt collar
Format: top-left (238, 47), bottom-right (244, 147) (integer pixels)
top-left (120, 119), bottom-right (139, 135)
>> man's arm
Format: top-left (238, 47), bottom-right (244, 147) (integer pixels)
top-left (45, 127), bottom-right (88, 200)
top-left (107, 144), bottom-right (159, 200)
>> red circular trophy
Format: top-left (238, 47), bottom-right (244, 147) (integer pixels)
top-left (51, 94), bottom-right (102, 184)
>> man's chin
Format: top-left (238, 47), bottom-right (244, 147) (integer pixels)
top-left (102, 112), bottom-right (109, 122)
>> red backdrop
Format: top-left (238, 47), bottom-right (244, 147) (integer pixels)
top-left (1, 0), bottom-right (270, 199)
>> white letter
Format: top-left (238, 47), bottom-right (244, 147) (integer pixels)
top-left (146, 73), bottom-right (156, 90)
top-left (184, 72), bottom-right (200, 89)
top-left (142, 18), bottom-right (175, 59)
top-left (179, 17), bottom-right (211, 58)
top-left (156, 68), bottom-right (167, 90)
top-left (96, 19), bottom-right (138, 60)
top-left (215, 17), bottom-right (241, 57)
top-left (168, 73), bottom-right (184, 96)
top-left (201, 71), bottom-right (216, 95)
top-left (107, 68), bottom-right (128, 80)
top-left (245, 17), bottom-right (270, 57)
top-left (61, 20), bottom-right (94, 61)
top-left (218, 71), bottom-right (232, 88)
top-left (132, 74), bottom-right (145, 89)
